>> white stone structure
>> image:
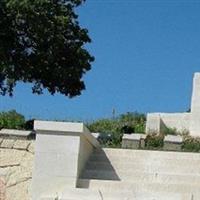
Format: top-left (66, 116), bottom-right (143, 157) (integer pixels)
top-left (122, 133), bottom-right (146, 149)
top-left (146, 73), bottom-right (200, 137)
top-left (1, 121), bottom-right (200, 200)
top-left (164, 135), bottom-right (183, 151)
top-left (32, 120), bottom-right (100, 200)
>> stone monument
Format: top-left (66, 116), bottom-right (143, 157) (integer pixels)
top-left (146, 73), bottom-right (200, 137)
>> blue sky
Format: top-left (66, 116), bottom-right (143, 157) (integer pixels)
top-left (1, 0), bottom-right (200, 121)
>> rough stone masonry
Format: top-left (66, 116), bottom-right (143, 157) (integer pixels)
top-left (0, 129), bottom-right (34, 200)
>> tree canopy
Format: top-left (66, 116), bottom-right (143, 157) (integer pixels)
top-left (0, 0), bottom-right (94, 97)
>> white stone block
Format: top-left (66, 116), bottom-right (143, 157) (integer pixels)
top-left (34, 120), bottom-right (84, 133)
top-left (32, 120), bottom-right (99, 200)
top-left (122, 134), bottom-right (142, 149)
top-left (164, 135), bottom-right (183, 151)
top-left (191, 73), bottom-right (200, 113)
top-left (35, 133), bottom-right (80, 153)
top-left (78, 135), bottom-right (94, 177)
top-left (32, 176), bottom-right (76, 200)
top-left (146, 113), bottom-right (161, 134)
top-left (164, 135), bottom-right (183, 143)
top-left (34, 152), bottom-right (78, 177)
top-left (160, 113), bottom-right (190, 133)
top-left (190, 113), bottom-right (200, 137)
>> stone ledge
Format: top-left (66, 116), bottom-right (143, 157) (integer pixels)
top-left (34, 120), bottom-right (84, 133)
top-left (123, 133), bottom-right (142, 140)
top-left (34, 120), bottom-right (100, 148)
top-left (164, 135), bottom-right (183, 144)
top-left (0, 129), bottom-right (33, 137)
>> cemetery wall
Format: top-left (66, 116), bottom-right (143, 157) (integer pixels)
top-left (0, 134), bottom-right (34, 200)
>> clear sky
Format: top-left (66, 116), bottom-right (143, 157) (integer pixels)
top-left (1, 0), bottom-right (200, 121)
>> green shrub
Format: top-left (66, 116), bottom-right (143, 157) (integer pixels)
top-left (163, 127), bottom-right (178, 136)
top-left (0, 110), bottom-right (26, 129)
top-left (145, 134), bottom-right (164, 149)
top-left (87, 118), bottom-right (122, 147)
top-left (119, 112), bottom-right (146, 133)
top-left (87, 119), bottom-right (118, 134)
top-left (87, 112), bottom-right (146, 147)
top-left (182, 136), bottom-right (200, 152)
top-left (134, 123), bottom-right (145, 133)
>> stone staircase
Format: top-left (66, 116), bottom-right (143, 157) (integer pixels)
top-left (42, 148), bottom-right (200, 200)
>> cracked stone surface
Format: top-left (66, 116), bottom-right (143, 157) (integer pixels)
top-left (13, 139), bottom-right (30, 150)
top-left (0, 177), bottom-right (6, 200)
top-left (0, 137), bottom-right (35, 200)
top-left (1, 138), bottom-right (16, 149)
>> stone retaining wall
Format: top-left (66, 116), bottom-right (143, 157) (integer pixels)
top-left (0, 133), bottom-right (35, 200)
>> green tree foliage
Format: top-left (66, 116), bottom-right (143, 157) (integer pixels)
top-left (0, 0), bottom-right (93, 97)
top-left (87, 112), bottom-right (146, 147)
top-left (0, 110), bottom-right (25, 129)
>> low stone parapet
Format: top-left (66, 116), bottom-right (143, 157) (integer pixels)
top-left (122, 134), bottom-right (146, 149)
top-left (164, 135), bottom-right (183, 151)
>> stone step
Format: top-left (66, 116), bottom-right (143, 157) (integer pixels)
top-left (85, 160), bottom-right (200, 174)
top-left (81, 169), bottom-right (200, 184)
top-left (40, 188), bottom-right (196, 200)
top-left (78, 179), bottom-right (200, 195)
top-left (91, 148), bottom-right (200, 162)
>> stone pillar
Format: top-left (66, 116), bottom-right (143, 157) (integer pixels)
top-left (146, 113), bottom-right (165, 134)
top-left (190, 73), bottom-right (200, 137)
top-left (32, 120), bottom-right (99, 200)
top-left (146, 113), bottom-right (160, 134)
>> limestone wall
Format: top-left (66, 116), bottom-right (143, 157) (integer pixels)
top-left (191, 73), bottom-right (200, 113)
top-left (77, 135), bottom-right (94, 178)
top-left (146, 113), bottom-right (190, 134)
top-left (32, 120), bottom-right (100, 200)
top-left (160, 113), bottom-right (190, 132)
top-left (0, 133), bottom-right (35, 200)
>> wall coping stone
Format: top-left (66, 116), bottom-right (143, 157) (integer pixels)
top-left (34, 120), bottom-right (86, 133)
top-left (123, 133), bottom-right (144, 141)
top-left (164, 135), bottom-right (183, 144)
top-left (0, 129), bottom-right (33, 137)
top-left (34, 120), bottom-right (100, 148)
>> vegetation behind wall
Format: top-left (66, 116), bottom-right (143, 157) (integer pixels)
top-left (0, 110), bottom-right (33, 130)
top-left (87, 112), bottom-right (146, 147)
